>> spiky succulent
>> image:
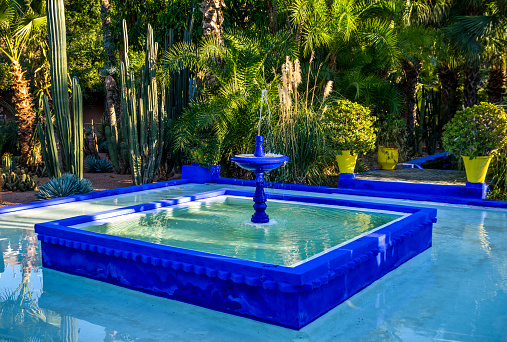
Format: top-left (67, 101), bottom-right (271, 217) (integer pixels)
top-left (36, 173), bottom-right (94, 200)
top-left (1, 167), bottom-right (37, 192)
top-left (85, 156), bottom-right (113, 173)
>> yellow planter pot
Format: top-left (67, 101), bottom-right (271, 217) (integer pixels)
top-left (462, 155), bottom-right (492, 183)
top-left (336, 150), bottom-right (357, 173)
top-left (377, 147), bottom-right (399, 170)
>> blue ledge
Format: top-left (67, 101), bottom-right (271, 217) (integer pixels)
top-left (404, 152), bottom-right (453, 168)
top-left (182, 165), bottom-right (507, 208)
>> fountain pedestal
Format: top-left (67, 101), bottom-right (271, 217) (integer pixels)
top-left (252, 170), bottom-right (269, 223)
top-left (231, 135), bottom-right (288, 224)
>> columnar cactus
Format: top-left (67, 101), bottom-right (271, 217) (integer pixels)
top-left (37, 95), bottom-right (61, 178)
top-left (39, 0), bottom-right (84, 178)
top-left (115, 20), bottom-right (166, 185)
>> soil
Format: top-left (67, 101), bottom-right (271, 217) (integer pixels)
top-left (0, 172), bottom-right (134, 207)
top-left (356, 168), bottom-right (468, 185)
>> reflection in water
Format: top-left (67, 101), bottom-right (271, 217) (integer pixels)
top-left (0, 229), bottom-right (79, 341)
top-left (0, 184), bottom-right (507, 341)
top-left (78, 197), bottom-right (398, 266)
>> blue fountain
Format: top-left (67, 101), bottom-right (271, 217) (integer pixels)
top-left (231, 136), bottom-right (288, 223)
top-left (230, 89), bottom-right (288, 223)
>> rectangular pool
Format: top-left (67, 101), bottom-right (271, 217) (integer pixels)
top-left (34, 188), bottom-right (436, 329)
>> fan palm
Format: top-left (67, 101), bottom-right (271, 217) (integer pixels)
top-left (166, 29), bottom-right (292, 163)
top-left (0, 0), bottom-right (46, 164)
top-left (444, 0), bottom-right (507, 107)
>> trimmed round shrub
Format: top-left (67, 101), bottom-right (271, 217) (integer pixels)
top-left (322, 99), bottom-right (377, 154)
top-left (442, 102), bottom-right (507, 157)
top-left (36, 173), bottom-right (94, 200)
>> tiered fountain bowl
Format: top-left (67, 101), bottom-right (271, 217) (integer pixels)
top-left (230, 135), bottom-right (288, 224)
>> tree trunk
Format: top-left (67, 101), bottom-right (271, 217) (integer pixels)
top-left (401, 58), bottom-right (421, 129)
top-left (464, 59), bottom-right (480, 108)
top-left (283, 0), bottom-right (291, 35)
top-left (100, 0), bottom-right (116, 66)
top-left (200, 0), bottom-right (225, 41)
top-left (105, 75), bottom-right (117, 124)
top-left (438, 62), bottom-right (459, 125)
top-left (10, 61), bottom-right (36, 165)
top-left (267, 0), bottom-right (278, 35)
top-left (487, 60), bottom-right (506, 104)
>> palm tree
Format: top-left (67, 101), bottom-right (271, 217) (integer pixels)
top-left (0, 0), bottom-right (46, 164)
top-left (486, 56), bottom-right (506, 104)
top-left (200, 0), bottom-right (225, 40)
top-left (166, 29), bottom-right (291, 164)
top-left (444, 0), bottom-right (507, 107)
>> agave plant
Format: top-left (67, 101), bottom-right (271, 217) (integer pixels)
top-left (85, 156), bottom-right (113, 173)
top-left (36, 173), bottom-right (94, 200)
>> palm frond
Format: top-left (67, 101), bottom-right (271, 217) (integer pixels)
top-left (359, 18), bottom-right (401, 69)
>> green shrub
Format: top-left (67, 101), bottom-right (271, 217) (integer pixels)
top-left (36, 173), bottom-right (94, 200)
top-left (376, 112), bottom-right (405, 149)
top-left (322, 99), bottom-right (377, 154)
top-left (488, 150), bottom-right (507, 200)
top-left (442, 102), bottom-right (507, 157)
top-left (85, 156), bottom-right (113, 173)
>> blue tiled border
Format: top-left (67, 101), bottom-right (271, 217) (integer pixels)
top-left (35, 188), bottom-right (436, 329)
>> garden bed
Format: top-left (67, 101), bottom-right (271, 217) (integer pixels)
top-left (356, 169), bottom-right (467, 185)
top-left (0, 172), bottom-right (134, 207)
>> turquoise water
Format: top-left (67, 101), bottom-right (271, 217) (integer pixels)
top-left (0, 183), bottom-right (506, 341)
top-left (74, 196), bottom-right (400, 266)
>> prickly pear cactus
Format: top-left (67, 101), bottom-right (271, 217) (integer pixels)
top-left (1, 166), bottom-right (37, 192)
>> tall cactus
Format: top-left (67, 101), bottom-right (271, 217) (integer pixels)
top-left (39, 0), bottom-right (83, 178)
top-left (116, 20), bottom-right (166, 185)
top-left (38, 95), bottom-right (61, 178)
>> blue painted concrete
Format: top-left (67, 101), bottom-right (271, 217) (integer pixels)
top-left (181, 164), bottom-right (220, 183)
top-left (404, 152), bottom-right (453, 168)
top-left (35, 188), bottom-right (436, 329)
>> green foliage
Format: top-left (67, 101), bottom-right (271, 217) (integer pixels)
top-left (442, 102), bottom-right (507, 157)
top-left (110, 0), bottom-right (200, 50)
top-left (85, 156), bottom-right (113, 173)
top-left (65, 0), bottom-right (104, 93)
top-left (376, 112), bottom-right (405, 148)
top-left (268, 106), bottom-right (331, 184)
top-left (1, 166), bottom-right (38, 192)
top-left (0, 61), bottom-right (11, 91)
top-left (169, 29), bottom-right (292, 164)
top-left (0, 121), bottom-right (18, 156)
top-left (36, 173), bottom-right (94, 200)
top-left (322, 99), bottom-right (377, 154)
top-left (488, 150), bottom-right (507, 200)
top-left (223, 0), bottom-right (270, 31)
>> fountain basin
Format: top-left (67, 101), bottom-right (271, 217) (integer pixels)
top-left (231, 154), bottom-right (289, 172)
top-left (34, 188), bottom-right (436, 329)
